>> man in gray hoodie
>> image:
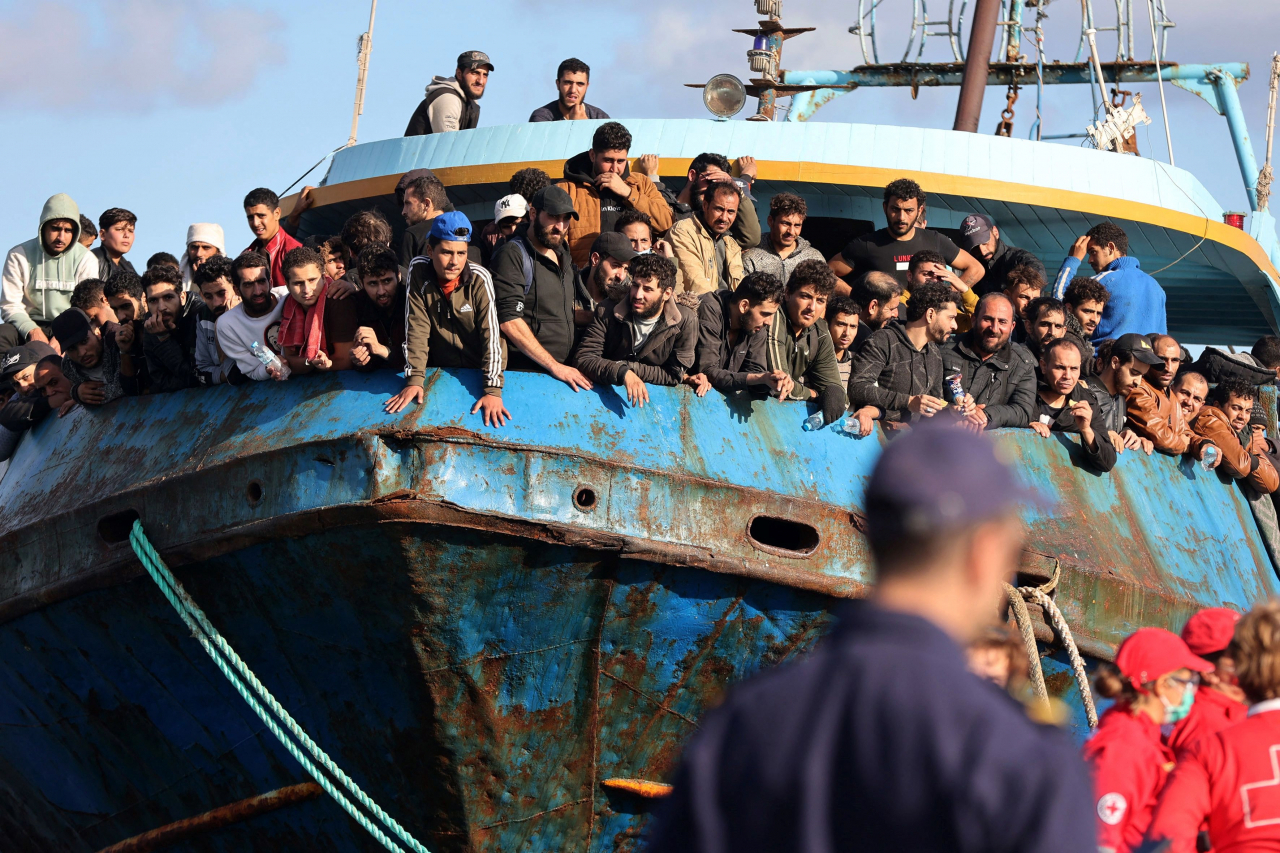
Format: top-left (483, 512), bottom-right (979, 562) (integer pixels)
top-left (1, 194), bottom-right (98, 346)
top-left (404, 51), bottom-right (493, 136)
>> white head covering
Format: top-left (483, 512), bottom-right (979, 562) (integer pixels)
top-left (180, 222), bottom-right (226, 289)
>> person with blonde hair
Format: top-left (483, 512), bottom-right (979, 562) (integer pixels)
top-left (1083, 628), bottom-right (1212, 853)
top-left (1147, 600), bottom-right (1280, 852)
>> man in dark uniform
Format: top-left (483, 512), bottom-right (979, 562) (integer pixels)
top-left (647, 426), bottom-right (1095, 853)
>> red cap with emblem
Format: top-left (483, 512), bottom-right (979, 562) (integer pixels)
top-left (1181, 607), bottom-right (1241, 657)
top-left (1115, 627), bottom-right (1213, 689)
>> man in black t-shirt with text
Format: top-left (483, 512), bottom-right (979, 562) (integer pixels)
top-left (829, 178), bottom-right (984, 297)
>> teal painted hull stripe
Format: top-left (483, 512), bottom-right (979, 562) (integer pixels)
top-left (128, 521), bottom-right (432, 853)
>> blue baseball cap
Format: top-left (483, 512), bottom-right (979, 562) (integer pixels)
top-left (429, 210), bottom-right (473, 243)
top-left (864, 423), bottom-right (1046, 541)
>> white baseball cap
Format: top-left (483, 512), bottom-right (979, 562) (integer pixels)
top-left (494, 194), bottom-right (529, 223)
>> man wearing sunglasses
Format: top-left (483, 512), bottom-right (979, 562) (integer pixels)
top-left (386, 212), bottom-right (510, 428)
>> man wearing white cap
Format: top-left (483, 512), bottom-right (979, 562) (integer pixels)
top-left (480, 194), bottom-right (528, 265)
top-left (179, 223), bottom-right (225, 292)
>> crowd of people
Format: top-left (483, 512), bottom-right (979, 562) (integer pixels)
top-left (5, 100), bottom-right (1279, 500)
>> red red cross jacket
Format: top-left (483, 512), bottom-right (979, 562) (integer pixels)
top-left (1166, 687), bottom-right (1248, 757)
top-left (1083, 705), bottom-right (1175, 853)
top-left (1146, 701), bottom-right (1280, 853)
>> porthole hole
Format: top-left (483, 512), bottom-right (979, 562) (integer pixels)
top-left (748, 516), bottom-right (820, 556)
top-left (97, 509), bottom-right (140, 545)
top-left (246, 481), bottom-right (264, 506)
top-left (573, 486), bottom-right (597, 512)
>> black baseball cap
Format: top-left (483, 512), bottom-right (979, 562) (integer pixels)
top-left (591, 231), bottom-right (639, 264)
top-left (0, 341), bottom-right (55, 380)
top-left (864, 423), bottom-right (1047, 541)
top-left (958, 213), bottom-right (995, 251)
top-left (1113, 333), bottom-right (1163, 366)
top-left (51, 308), bottom-right (93, 350)
top-left (531, 186), bottom-right (579, 219)
top-left (457, 50), bottom-right (494, 72)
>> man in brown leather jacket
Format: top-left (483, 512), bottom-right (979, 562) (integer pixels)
top-left (1126, 333), bottom-right (1219, 466)
top-left (1192, 379), bottom-right (1279, 493)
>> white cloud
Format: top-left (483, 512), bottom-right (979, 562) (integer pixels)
top-left (0, 0), bottom-right (285, 112)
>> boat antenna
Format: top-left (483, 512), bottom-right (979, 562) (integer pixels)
top-left (346, 0), bottom-right (378, 148)
top-left (1260, 53), bottom-right (1280, 211)
top-left (1145, 0), bottom-right (1174, 166)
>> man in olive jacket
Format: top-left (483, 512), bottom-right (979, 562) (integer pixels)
top-left (574, 254), bottom-right (697, 408)
top-left (385, 212), bottom-right (510, 428)
top-left (941, 292), bottom-right (1036, 430)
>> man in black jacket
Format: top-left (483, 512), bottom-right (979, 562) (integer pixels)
top-left (689, 271), bottom-right (792, 398)
top-left (961, 213), bottom-right (1047, 296)
top-left (1031, 338), bottom-right (1117, 472)
top-left (140, 265), bottom-right (197, 392)
top-left (849, 281), bottom-right (956, 425)
top-left (942, 293), bottom-right (1036, 431)
top-left (491, 186), bottom-right (593, 391)
top-left (574, 254), bottom-right (697, 408)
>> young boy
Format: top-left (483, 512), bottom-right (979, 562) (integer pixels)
top-left (92, 208), bottom-right (138, 280)
top-left (386, 212), bottom-right (509, 427)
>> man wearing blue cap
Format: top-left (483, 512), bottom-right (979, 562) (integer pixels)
top-left (385, 211), bottom-right (510, 427)
top-left (648, 426), bottom-right (1094, 853)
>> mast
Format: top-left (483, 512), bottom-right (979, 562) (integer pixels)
top-left (346, 0), bottom-right (378, 148)
top-left (952, 0), bottom-right (1002, 132)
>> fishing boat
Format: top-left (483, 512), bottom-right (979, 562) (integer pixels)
top-left (3, 1), bottom-right (1280, 850)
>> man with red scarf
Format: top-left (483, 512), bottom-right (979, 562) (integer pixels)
top-left (277, 247), bottom-right (358, 374)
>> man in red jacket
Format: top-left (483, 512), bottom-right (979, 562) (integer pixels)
top-left (241, 187), bottom-right (302, 288)
top-left (1167, 608), bottom-right (1247, 756)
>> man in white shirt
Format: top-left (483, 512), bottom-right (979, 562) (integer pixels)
top-left (216, 251), bottom-right (288, 381)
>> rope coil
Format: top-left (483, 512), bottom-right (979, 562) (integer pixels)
top-left (1005, 560), bottom-right (1099, 728)
top-left (128, 521), bottom-right (432, 853)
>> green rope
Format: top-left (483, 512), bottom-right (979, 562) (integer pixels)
top-left (128, 520), bottom-right (431, 853)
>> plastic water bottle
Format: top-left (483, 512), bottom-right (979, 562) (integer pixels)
top-left (250, 341), bottom-right (290, 380)
top-left (1201, 444), bottom-right (1220, 471)
top-left (802, 412), bottom-right (824, 431)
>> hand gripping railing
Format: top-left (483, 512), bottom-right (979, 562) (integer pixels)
top-left (128, 520), bottom-right (432, 853)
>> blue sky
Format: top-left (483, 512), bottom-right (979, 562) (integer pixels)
top-left (1, 0), bottom-right (1277, 265)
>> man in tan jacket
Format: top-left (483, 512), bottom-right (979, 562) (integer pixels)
top-left (669, 182), bottom-right (744, 295)
top-left (1192, 378), bottom-right (1278, 494)
top-left (555, 122), bottom-right (672, 268)
top-left (1126, 333), bottom-right (1218, 466)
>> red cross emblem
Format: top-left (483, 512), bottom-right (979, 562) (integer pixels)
top-left (1242, 744), bottom-right (1280, 828)
top-left (1097, 792), bottom-right (1127, 825)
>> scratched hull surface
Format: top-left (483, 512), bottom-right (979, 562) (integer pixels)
top-left (1, 370), bottom-right (1278, 848)
top-left (0, 524), bottom-right (835, 851)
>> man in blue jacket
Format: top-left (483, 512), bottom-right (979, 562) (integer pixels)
top-left (1051, 222), bottom-right (1165, 341)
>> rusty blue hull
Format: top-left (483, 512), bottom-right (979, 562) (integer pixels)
top-left (0, 367), bottom-right (1277, 850)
